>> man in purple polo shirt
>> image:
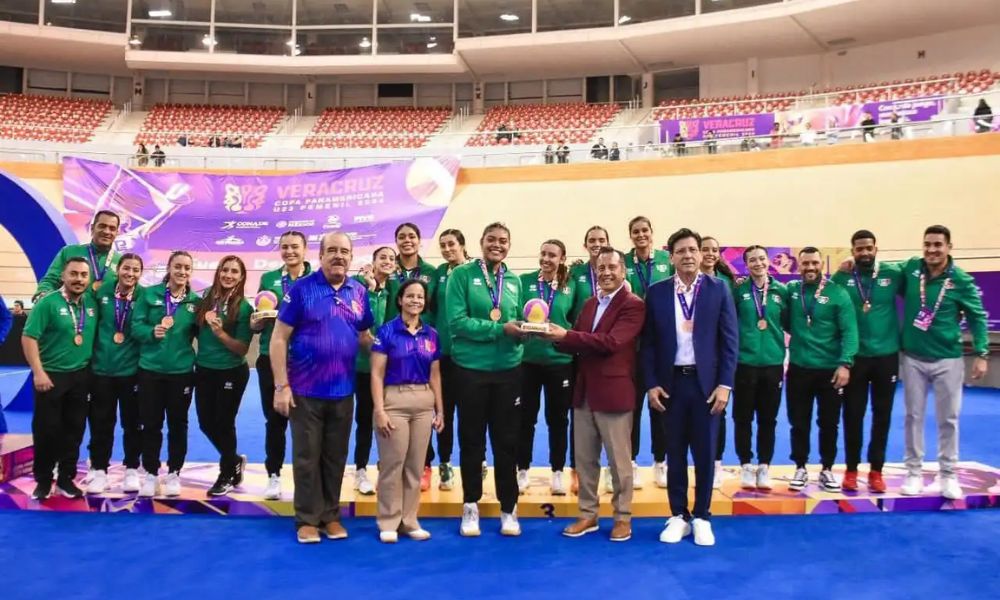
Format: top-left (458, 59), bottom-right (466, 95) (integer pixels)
top-left (270, 232), bottom-right (375, 544)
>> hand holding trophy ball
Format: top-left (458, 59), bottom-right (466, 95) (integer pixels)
top-left (520, 298), bottom-right (551, 334)
top-left (253, 290), bottom-right (279, 320)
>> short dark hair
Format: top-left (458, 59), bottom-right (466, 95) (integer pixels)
top-left (394, 222), bottom-right (421, 240)
top-left (64, 257), bottom-right (90, 270)
top-left (92, 210), bottom-right (120, 228)
top-left (667, 228), bottom-right (702, 253)
top-left (13, 300), bottom-right (24, 308)
top-left (924, 224), bottom-right (951, 244)
top-left (279, 230), bottom-right (307, 246)
top-left (850, 229), bottom-right (877, 245)
top-left (117, 252), bottom-right (144, 272)
top-left (798, 246), bottom-right (822, 257)
top-left (597, 246), bottom-right (626, 264)
top-left (742, 245), bottom-right (768, 263)
top-left (395, 278), bottom-right (428, 313)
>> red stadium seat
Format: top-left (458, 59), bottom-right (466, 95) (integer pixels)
top-left (0, 94), bottom-right (112, 143)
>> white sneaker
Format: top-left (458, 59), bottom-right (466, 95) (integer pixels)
top-left (739, 464), bottom-right (756, 489)
top-left (264, 474), bottom-right (282, 500)
top-left (82, 468), bottom-right (96, 485)
top-left (551, 470), bottom-right (566, 496)
top-left (789, 467), bottom-right (809, 491)
top-left (692, 518), bottom-right (716, 546)
top-left (819, 470), bottom-right (841, 492)
top-left (924, 477), bottom-right (943, 494)
top-left (500, 509), bottom-right (521, 536)
top-left (517, 469), bottom-right (529, 494)
top-left (460, 503), bottom-right (481, 537)
top-left (755, 464), bottom-right (772, 490)
top-left (163, 472), bottom-right (181, 497)
top-left (653, 462), bottom-right (667, 488)
top-left (379, 531), bottom-right (398, 544)
top-left (659, 515), bottom-right (692, 543)
top-left (406, 528), bottom-right (431, 541)
top-left (632, 461), bottom-right (643, 490)
top-left (86, 470), bottom-right (109, 495)
top-left (139, 474), bottom-right (158, 498)
top-left (122, 469), bottom-right (141, 493)
top-left (940, 477), bottom-right (964, 500)
top-left (603, 467), bottom-right (614, 494)
top-left (713, 460), bottom-right (723, 489)
top-left (900, 475), bottom-right (924, 496)
top-left (355, 468), bottom-right (375, 496)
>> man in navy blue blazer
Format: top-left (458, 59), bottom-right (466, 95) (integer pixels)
top-left (641, 228), bottom-right (738, 546)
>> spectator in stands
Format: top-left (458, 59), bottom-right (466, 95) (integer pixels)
top-left (151, 145), bottom-right (166, 167)
top-left (591, 138), bottom-right (609, 160)
top-left (769, 123), bottom-right (784, 149)
top-left (889, 112), bottom-right (905, 140)
top-left (12, 300), bottom-right (25, 316)
top-left (223, 136), bottom-right (233, 148)
top-left (508, 120), bottom-right (520, 142)
top-left (136, 143), bottom-right (149, 167)
top-left (609, 142), bottom-right (621, 161)
top-left (544, 145), bottom-right (555, 164)
top-left (800, 123), bottom-right (818, 147)
top-left (556, 140), bottom-right (570, 164)
top-left (861, 113), bottom-right (877, 142)
top-left (973, 99), bottom-right (993, 133)
top-left (178, 134), bottom-right (188, 147)
top-left (233, 135), bottom-right (244, 149)
top-left (705, 130), bottom-right (718, 155)
top-left (740, 137), bottom-right (751, 152)
top-left (672, 133), bottom-right (687, 157)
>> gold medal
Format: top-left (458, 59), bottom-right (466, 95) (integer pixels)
top-left (757, 319), bottom-right (768, 331)
top-left (489, 307), bottom-right (502, 322)
top-left (113, 332), bottom-right (125, 344)
top-left (862, 301), bottom-right (871, 314)
top-left (92, 281), bottom-right (101, 292)
top-left (161, 316), bottom-right (174, 329)
top-left (73, 333), bottom-right (84, 346)
top-left (681, 320), bottom-right (694, 333)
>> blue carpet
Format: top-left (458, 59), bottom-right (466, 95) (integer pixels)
top-left (0, 510), bottom-right (997, 599)
top-left (2, 366), bottom-right (998, 468)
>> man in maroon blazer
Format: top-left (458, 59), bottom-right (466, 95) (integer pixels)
top-left (542, 247), bottom-right (646, 542)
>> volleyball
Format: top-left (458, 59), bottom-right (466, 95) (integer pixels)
top-left (523, 298), bottom-right (550, 324)
top-left (254, 290), bottom-right (279, 316)
top-left (405, 156), bottom-right (459, 208)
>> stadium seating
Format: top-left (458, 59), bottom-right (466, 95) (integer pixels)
top-left (135, 104), bottom-right (286, 149)
top-left (0, 94), bottom-right (112, 143)
top-left (302, 107), bottom-right (452, 149)
top-left (652, 69), bottom-right (1000, 120)
top-left (467, 103), bottom-right (621, 146)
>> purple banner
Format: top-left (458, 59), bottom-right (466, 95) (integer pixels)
top-left (775, 96), bottom-right (944, 134)
top-left (62, 156), bottom-right (459, 291)
top-left (971, 272), bottom-right (1000, 332)
top-left (659, 113), bottom-right (775, 143)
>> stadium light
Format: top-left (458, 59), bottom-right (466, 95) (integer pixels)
top-left (202, 34), bottom-right (216, 47)
top-left (410, 13), bottom-right (431, 23)
top-left (427, 42), bottom-right (438, 49)
top-left (359, 37), bottom-right (372, 48)
top-left (50, 0), bottom-right (76, 4)
top-left (499, 13), bottom-right (519, 22)
top-left (148, 9), bottom-right (172, 18)
top-left (618, 15), bottom-right (632, 24)
top-left (128, 35), bottom-right (142, 46)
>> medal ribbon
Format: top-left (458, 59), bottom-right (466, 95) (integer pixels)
top-left (588, 265), bottom-right (598, 297)
top-left (800, 278), bottom-right (827, 323)
top-left (114, 288), bottom-right (133, 333)
top-left (676, 274), bottom-right (703, 322)
top-left (751, 277), bottom-right (769, 320)
top-left (87, 244), bottom-right (114, 285)
top-left (478, 259), bottom-right (505, 313)
top-left (918, 264), bottom-right (952, 326)
top-left (537, 275), bottom-right (557, 308)
top-left (164, 288), bottom-right (181, 318)
top-left (852, 262), bottom-right (880, 307)
top-left (397, 259), bottom-right (420, 283)
top-left (62, 288), bottom-right (85, 336)
top-left (635, 256), bottom-right (654, 293)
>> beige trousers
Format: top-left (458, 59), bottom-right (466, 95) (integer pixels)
top-left (574, 405), bottom-right (634, 522)
top-left (375, 384), bottom-right (435, 532)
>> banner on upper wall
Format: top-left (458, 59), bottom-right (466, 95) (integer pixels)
top-left (774, 96), bottom-right (945, 135)
top-left (61, 156), bottom-right (460, 292)
top-left (659, 113), bottom-right (775, 143)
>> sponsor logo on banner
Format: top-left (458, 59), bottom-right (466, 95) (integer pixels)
top-left (323, 215), bottom-right (342, 230)
top-left (354, 214), bottom-right (375, 224)
top-left (221, 220), bottom-right (269, 231)
top-left (215, 235), bottom-right (245, 246)
top-left (223, 184), bottom-right (267, 213)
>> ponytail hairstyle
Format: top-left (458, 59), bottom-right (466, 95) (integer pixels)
top-left (439, 228), bottom-right (470, 259)
top-left (117, 252), bottom-right (144, 273)
top-left (701, 236), bottom-right (736, 279)
top-left (162, 250), bottom-right (194, 295)
top-left (196, 255), bottom-right (247, 327)
top-left (542, 239), bottom-right (570, 290)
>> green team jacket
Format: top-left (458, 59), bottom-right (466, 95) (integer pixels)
top-left (787, 279), bottom-right (859, 370)
top-left (354, 275), bottom-right (389, 374)
top-left (830, 261), bottom-right (904, 358)
top-left (195, 295), bottom-right (253, 370)
top-left (23, 290), bottom-right (98, 373)
top-left (385, 257), bottom-right (437, 322)
top-left (520, 270), bottom-right (575, 365)
top-left (898, 257), bottom-right (989, 359)
top-left (131, 283), bottom-right (200, 374)
top-left (446, 260), bottom-right (523, 371)
top-left (35, 243), bottom-right (121, 300)
top-left (256, 262), bottom-right (312, 356)
top-left (91, 284), bottom-right (145, 377)
top-left (569, 261), bottom-right (597, 323)
top-left (733, 277), bottom-right (789, 367)
top-left (624, 249), bottom-right (673, 300)
top-left (430, 261), bottom-right (470, 356)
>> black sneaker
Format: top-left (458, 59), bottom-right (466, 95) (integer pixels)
top-left (207, 474), bottom-right (234, 497)
top-left (32, 481), bottom-right (53, 500)
top-left (56, 479), bottom-right (84, 499)
top-left (232, 454), bottom-right (248, 487)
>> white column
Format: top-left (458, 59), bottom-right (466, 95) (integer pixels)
top-left (747, 57), bottom-right (760, 96)
top-left (641, 72), bottom-right (654, 108)
top-left (304, 80), bottom-right (317, 114)
top-left (473, 81), bottom-right (484, 114)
